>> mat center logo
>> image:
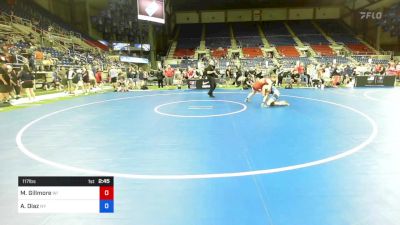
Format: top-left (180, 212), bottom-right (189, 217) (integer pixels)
top-left (145, 1), bottom-right (159, 17)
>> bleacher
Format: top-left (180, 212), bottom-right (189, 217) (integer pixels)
top-left (242, 47), bottom-right (264, 58)
top-left (318, 20), bottom-right (374, 55)
top-left (240, 57), bottom-right (273, 69)
top-left (352, 56), bottom-right (389, 65)
top-left (14, 0), bottom-right (106, 50)
top-left (233, 22), bottom-right (260, 37)
top-left (276, 46), bottom-right (300, 57)
top-left (315, 56), bottom-right (349, 64)
top-left (180, 59), bottom-right (198, 69)
top-left (279, 57), bottom-right (312, 67)
top-left (263, 21), bottom-right (298, 57)
top-left (210, 48), bottom-right (228, 58)
top-left (311, 45), bottom-right (335, 56)
top-left (232, 23), bottom-right (263, 58)
top-left (174, 24), bottom-right (202, 58)
top-left (205, 23), bottom-right (230, 58)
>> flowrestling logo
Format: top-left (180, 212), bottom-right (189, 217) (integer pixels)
top-left (360, 11), bottom-right (383, 20)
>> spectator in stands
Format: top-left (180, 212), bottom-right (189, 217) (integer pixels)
top-left (225, 66), bottom-right (233, 80)
top-left (386, 62), bottom-right (397, 76)
top-left (88, 67), bottom-right (96, 91)
top-left (74, 67), bottom-right (85, 95)
top-left (95, 69), bottom-right (103, 89)
top-left (19, 64), bottom-right (36, 102)
top-left (137, 67), bottom-right (144, 88)
top-left (331, 64), bottom-right (342, 87)
top-left (343, 64), bottom-right (354, 85)
top-left (108, 66), bottom-right (119, 92)
top-left (232, 66), bottom-right (242, 86)
top-left (322, 64), bottom-right (332, 88)
top-left (117, 74), bottom-right (128, 92)
top-left (174, 69), bottom-right (183, 89)
top-left (66, 67), bottom-right (74, 94)
top-left (51, 68), bottom-right (62, 91)
top-left (0, 63), bottom-right (12, 104)
top-left (82, 68), bottom-right (90, 94)
top-left (396, 62), bottom-right (400, 80)
top-left (10, 67), bottom-right (21, 99)
top-left (374, 64), bottom-right (385, 75)
top-left (164, 65), bottom-right (175, 86)
top-left (143, 70), bottom-right (149, 87)
top-left (307, 64), bottom-right (319, 88)
top-left (131, 67), bottom-right (140, 89)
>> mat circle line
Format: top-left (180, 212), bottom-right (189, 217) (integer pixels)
top-left (15, 92), bottom-right (378, 180)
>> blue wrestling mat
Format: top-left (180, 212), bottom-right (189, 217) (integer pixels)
top-left (1, 88), bottom-right (399, 225)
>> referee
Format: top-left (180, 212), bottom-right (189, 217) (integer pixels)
top-left (204, 60), bottom-right (218, 97)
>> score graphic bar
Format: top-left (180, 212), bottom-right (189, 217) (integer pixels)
top-left (18, 176), bottom-right (114, 213)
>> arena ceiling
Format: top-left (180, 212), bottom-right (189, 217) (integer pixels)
top-left (170, 0), bottom-right (348, 11)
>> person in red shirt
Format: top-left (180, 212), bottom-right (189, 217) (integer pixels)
top-left (164, 65), bottom-right (175, 86)
top-left (245, 77), bottom-right (289, 107)
top-left (386, 62), bottom-right (397, 76)
top-left (95, 70), bottom-right (103, 88)
top-left (374, 64), bottom-right (384, 75)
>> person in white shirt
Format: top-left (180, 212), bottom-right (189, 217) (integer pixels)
top-left (66, 67), bottom-right (75, 94)
top-left (108, 66), bottom-right (119, 92)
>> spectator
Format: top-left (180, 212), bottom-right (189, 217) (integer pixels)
top-left (66, 67), bottom-right (75, 94)
top-left (19, 64), bottom-right (36, 102)
top-left (95, 69), bottom-right (103, 89)
top-left (155, 67), bottom-right (164, 88)
top-left (10, 67), bottom-right (21, 99)
top-left (164, 65), bottom-right (175, 86)
top-left (174, 69), bottom-right (183, 89)
top-left (108, 66), bottom-right (119, 92)
top-left (0, 63), bottom-right (12, 103)
top-left (82, 68), bottom-right (90, 94)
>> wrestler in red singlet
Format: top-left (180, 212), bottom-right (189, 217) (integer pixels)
top-left (252, 78), bottom-right (272, 92)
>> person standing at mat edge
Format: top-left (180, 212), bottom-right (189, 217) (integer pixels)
top-left (204, 60), bottom-right (218, 97)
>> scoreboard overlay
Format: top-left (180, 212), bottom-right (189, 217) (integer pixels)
top-left (18, 176), bottom-right (114, 213)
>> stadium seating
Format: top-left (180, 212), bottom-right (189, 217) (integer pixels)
top-left (5, 0), bottom-right (108, 50)
top-left (288, 20), bottom-right (320, 35)
top-left (180, 59), bottom-right (198, 69)
top-left (236, 37), bottom-right (263, 48)
top-left (240, 57), bottom-right (273, 69)
top-left (346, 44), bottom-right (374, 55)
top-left (264, 21), bottom-right (297, 47)
top-left (205, 23), bottom-right (231, 55)
top-left (206, 23), bottom-right (230, 38)
top-left (233, 23), bottom-right (260, 37)
top-left (264, 21), bottom-right (291, 36)
top-left (315, 56), bottom-right (349, 64)
top-left (206, 37), bottom-right (231, 49)
top-left (279, 57), bottom-right (312, 67)
top-left (352, 56), bottom-right (389, 64)
top-left (317, 20), bottom-right (374, 55)
top-left (311, 45), bottom-right (336, 56)
top-left (298, 35), bottom-right (330, 45)
top-left (266, 36), bottom-right (296, 46)
top-left (211, 48), bottom-right (228, 58)
top-left (175, 24), bottom-right (202, 58)
top-left (242, 47), bottom-right (263, 58)
top-left (276, 46), bottom-right (300, 57)
top-left (174, 49), bottom-right (195, 58)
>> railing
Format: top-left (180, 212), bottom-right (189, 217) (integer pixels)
top-left (2, 12), bottom-right (91, 51)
